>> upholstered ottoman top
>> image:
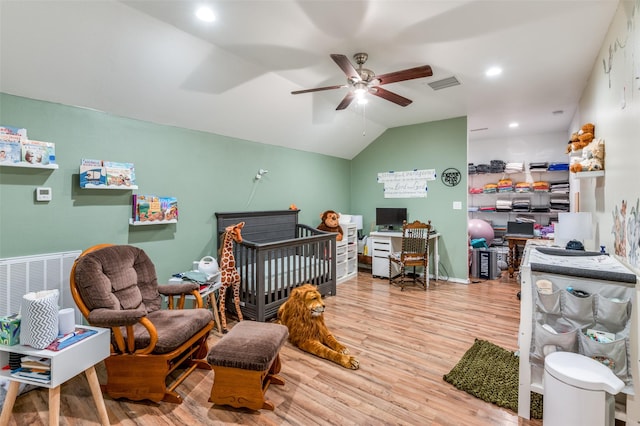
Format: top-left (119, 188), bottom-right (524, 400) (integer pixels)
top-left (207, 321), bottom-right (289, 371)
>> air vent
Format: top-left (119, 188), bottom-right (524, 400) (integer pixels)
top-left (469, 127), bottom-right (488, 132)
top-left (428, 76), bottom-right (460, 90)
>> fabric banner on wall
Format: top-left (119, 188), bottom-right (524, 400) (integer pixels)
top-left (377, 169), bottom-right (436, 198)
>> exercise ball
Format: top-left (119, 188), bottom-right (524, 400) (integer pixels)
top-left (468, 219), bottom-right (495, 242)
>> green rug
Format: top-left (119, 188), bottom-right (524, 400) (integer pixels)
top-left (443, 339), bottom-right (543, 419)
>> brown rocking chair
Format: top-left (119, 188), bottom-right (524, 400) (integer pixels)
top-left (70, 244), bottom-right (214, 403)
top-left (389, 220), bottom-right (432, 290)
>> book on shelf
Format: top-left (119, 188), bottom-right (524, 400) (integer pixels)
top-left (104, 161), bottom-right (136, 186)
top-left (0, 125), bottom-right (27, 139)
top-left (11, 367), bottom-right (51, 383)
top-left (80, 165), bottom-right (107, 187)
top-left (133, 195), bottom-right (178, 222)
top-left (81, 158), bottom-right (103, 167)
top-left (21, 139), bottom-right (56, 165)
top-left (44, 327), bottom-right (98, 351)
top-left (160, 196), bottom-right (178, 221)
top-left (0, 138), bottom-right (22, 164)
top-left (20, 356), bottom-right (51, 370)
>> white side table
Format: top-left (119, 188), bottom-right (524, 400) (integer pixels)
top-left (0, 326), bottom-right (110, 426)
top-left (166, 275), bottom-right (222, 334)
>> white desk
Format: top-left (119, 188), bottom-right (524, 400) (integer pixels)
top-left (369, 231), bottom-right (440, 284)
top-left (0, 326), bottom-right (110, 426)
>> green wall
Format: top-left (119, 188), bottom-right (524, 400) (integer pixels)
top-left (0, 94), bottom-right (351, 280)
top-left (0, 94), bottom-right (469, 282)
top-left (350, 117), bottom-right (469, 281)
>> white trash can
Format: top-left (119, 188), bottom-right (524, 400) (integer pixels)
top-left (543, 351), bottom-right (624, 426)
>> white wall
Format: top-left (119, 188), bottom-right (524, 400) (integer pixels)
top-left (468, 131), bottom-right (568, 165)
top-left (574, 0), bottom-right (640, 272)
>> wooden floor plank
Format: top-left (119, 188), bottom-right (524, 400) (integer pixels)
top-left (4, 271), bottom-right (541, 425)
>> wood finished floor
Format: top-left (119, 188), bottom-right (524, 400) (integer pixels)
top-left (5, 271), bottom-right (542, 425)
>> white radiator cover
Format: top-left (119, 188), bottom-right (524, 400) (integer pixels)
top-left (0, 250), bottom-right (82, 324)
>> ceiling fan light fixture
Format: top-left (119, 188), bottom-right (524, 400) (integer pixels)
top-left (353, 82), bottom-right (368, 95)
top-left (357, 97), bottom-right (368, 105)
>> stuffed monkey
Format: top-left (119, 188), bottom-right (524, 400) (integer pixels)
top-left (317, 210), bottom-right (344, 241)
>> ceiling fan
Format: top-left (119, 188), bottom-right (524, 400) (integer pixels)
top-left (291, 53), bottom-right (433, 110)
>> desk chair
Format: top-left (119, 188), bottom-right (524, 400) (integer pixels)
top-left (70, 244), bottom-right (214, 404)
top-left (389, 220), bottom-right (432, 290)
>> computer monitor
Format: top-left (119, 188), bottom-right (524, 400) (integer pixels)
top-left (375, 207), bottom-right (407, 231)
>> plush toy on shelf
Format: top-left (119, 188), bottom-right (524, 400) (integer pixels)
top-left (569, 138), bottom-right (605, 173)
top-left (317, 210), bottom-right (343, 241)
top-left (566, 122), bottom-right (595, 153)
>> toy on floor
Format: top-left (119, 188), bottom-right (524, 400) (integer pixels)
top-left (317, 210), bottom-right (343, 241)
top-left (277, 284), bottom-right (359, 369)
top-left (218, 222), bottom-right (245, 333)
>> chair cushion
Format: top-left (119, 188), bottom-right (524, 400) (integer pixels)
top-left (124, 308), bottom-right (214, 354)
top-left (75, 245), bottom-right (161, 313)
top-left (390, 252), bottom-right (424, 262)
top-left (207, 321), bottom-right (289, 371)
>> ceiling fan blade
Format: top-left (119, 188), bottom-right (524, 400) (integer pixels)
top-left (330, 54), bottom-right (360, 82)
top-left (291, 85), bottom-right (346, 95)
top-left (370, 87), bottom-right (413, 107)
top-left (376, 65), bottom-right (433, 85)
top-left (336, 92), bottom-right (356, 110)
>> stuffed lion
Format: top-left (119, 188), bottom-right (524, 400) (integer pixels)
top-left (277, 284), bottom-right (359, 369)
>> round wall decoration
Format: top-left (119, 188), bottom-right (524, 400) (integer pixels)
top-left (441, 168), bottom-right (461, 187)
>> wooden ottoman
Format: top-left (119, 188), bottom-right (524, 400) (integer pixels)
top-left (207, 321), bottom-right (289, 410)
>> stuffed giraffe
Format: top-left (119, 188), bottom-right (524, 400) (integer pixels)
top-left (218, 221), bottom-right (245, 333)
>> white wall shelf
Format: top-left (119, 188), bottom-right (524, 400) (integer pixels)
top-left (0, 162), bottom-right (58, 170)
top-left (81, 184), bottom-right (138, 190)
top-left (129, 219), bottom-right (177, 226)
top-left (573, 170), bottom-right (605, 179)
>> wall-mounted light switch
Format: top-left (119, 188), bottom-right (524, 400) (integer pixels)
top-left (453, 201), bottom-right (462, 210)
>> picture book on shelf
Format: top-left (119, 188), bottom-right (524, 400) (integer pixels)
top-left (160, 196), bottom-right (178, 221)
top-left (0, 126), bottom-right (27, 139)
top-left (80, 165), bottom-right (107, 187)
top-left (21, 140), bottom-right (56, 165)
top-left (81, 158), bottom-right (103, 167)
top-left (134, 195), bottom-right (162, 222)
top-left (11, 367), bottom-right (51, 383)
top-left (20, 356), bottom-right (51, 370)
top-left (0, 139), bottom-right (21, 164)
top-left (104, 161), bottom-right (136, 186)
top-left (44, 327), bottom-right (97, 351)
top-left (106, 166), bottom-right (134, 187)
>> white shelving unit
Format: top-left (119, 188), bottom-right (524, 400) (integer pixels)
top-left (337, 223), bottom-right (357, 283)
top-left (468, 169), bottom-right (570, 227)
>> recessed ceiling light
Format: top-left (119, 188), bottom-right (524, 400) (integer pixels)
top-left (509, 122), bottom-right (519, 128)
top-left (485, 66), bottom-right (503, 77)
top-left (196, 6), bottom-right (216, 22)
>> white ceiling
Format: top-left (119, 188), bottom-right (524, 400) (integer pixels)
top-left (0, 1), bottom-right (618, 159)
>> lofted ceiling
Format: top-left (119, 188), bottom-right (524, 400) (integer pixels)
top-left (0, 1), bottom-right (618, 159)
